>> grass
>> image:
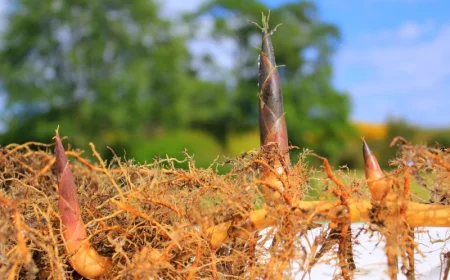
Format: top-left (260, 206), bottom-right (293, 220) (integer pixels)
top-left (305, 169), bottom-right (430, 202)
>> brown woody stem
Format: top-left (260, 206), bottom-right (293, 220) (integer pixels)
top-left (207, 199), bottom-right (450, 247)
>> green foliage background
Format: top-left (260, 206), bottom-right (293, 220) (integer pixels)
top-left (1, 0), bottom-right (442, 169)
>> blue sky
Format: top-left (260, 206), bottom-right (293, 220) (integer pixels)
top-left (161, 0), bottom-right (450, 128)
top-left (264, 0), bottom-right (450, 128)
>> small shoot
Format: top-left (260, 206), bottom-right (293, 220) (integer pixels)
top-left (55, 131), bottom-right (111, 278)
top-left (363, 140), bottom-right (396, 202)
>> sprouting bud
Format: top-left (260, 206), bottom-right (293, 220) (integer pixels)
top-left (363, 140), bottom-right (395, 202)
top-left (55, 132), bottom-right (111, 278)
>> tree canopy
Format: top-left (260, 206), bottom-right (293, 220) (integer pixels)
top-left (0, 0), bottom-right (354, 166)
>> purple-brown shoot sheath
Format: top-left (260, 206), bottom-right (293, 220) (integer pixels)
top-left (258, 13), bottom-right (289, 166)
top-left (55, 132), bottom-right (111, 278)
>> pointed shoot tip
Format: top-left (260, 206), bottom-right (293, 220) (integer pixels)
top-left (362, 140), bottom-right (395, 201)
top-left (362, 140), bottom-right (382, 179)
top-left (54, 132), bottom-right (68, 177)
top-left (362, 140), bottom-right (372, 160)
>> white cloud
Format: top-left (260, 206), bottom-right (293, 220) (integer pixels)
top-left (156, 0), bottom-right (208, 19)
top-left (360, 21), bottom-right (435, 43)
top-left (397, 21), bottom-right (429, 39)
top-left (336, 22), bottom-right (450, 127)
top-left (338, 23), bottom-right (450, 97)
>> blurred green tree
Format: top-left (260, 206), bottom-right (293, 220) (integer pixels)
top-left (0, 0), bottom-right (354, 166)
top-left (378, 118), bottom-right (418, 169)
top-left (429, 133), bottom-right (450, 150)
top-left (188, 0), bottom-right (355, 164)
top-left (0, 0), bottom-right (229, 158)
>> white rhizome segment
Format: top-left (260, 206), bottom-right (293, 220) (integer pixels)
top-left (256, 224), bottom-right (449, 279)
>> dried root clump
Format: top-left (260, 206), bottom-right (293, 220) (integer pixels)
top-left (0, 139), bottom-right (306, 279)
top-left (1, 137), bottom-right (449, 279)
top-left (2, 12), bottom-right (450, 280)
